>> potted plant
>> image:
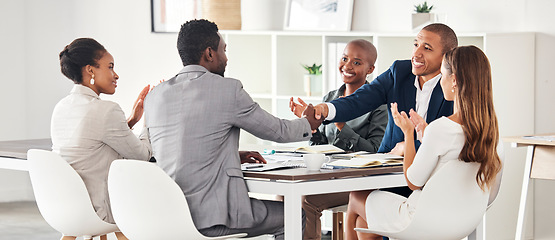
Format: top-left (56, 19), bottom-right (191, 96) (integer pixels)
top-left (412, 1), bottom-right (436, 30)
top-left (302, 63), bottom-right (322, 96)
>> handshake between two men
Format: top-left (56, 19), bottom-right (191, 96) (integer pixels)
top-left (291, 98), bottom-right (330, 133)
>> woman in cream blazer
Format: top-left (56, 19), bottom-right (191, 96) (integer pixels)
top-left (51, 38), bottom-right (152, 230)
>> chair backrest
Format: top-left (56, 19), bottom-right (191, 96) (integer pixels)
top-left (27, 149), bottom-right (118, 237)
top-left (395, 160), bottom-right (490, 240)
top-left (107, 160), bottom-right (207, 240)
top-left (487, 143), bottom-right (505, 207)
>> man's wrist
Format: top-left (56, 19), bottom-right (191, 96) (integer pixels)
top-left (325, 103), bottom-right (336, 121)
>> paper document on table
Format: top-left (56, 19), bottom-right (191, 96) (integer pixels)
top-left (293, 145), bottom-right (345, 154)
top-left (522, 135), bottom-right (555, 142)
top-left (327, 157), bottom-right (403, 168)
top-left (241, 163), bottom-right (292, 172)
top-left (242, 154), bottom-right (306, 171)
top-left (263, 154), bottom-right (303, 163)
top-left (332, 152), bottom-right (402, 160)
top-left (354, 153), bottom-right (403, 160)
top-left (332, 151), bottom-right (371, 159)
top-left (241, 161), bottom-right (306, 172)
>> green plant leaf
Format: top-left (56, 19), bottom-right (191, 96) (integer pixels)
top-left (301, 63), bottom-right (322, 75)
top-left (414, 1), bottom-right (434, 13)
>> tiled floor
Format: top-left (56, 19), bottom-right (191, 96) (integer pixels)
top-left (0, 201), bottom-right (332, 240)
top-left (0, 201), bottom-right (60, 240)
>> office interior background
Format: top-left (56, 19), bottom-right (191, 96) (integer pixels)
top-left (1, 0), bottom-right (554, 239)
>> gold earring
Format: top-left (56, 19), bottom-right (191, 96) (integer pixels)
top-left (90, 74), bottom-right (95, 85)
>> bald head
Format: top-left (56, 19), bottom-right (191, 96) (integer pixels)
top-left (347, 39), bottom-right (377, 66)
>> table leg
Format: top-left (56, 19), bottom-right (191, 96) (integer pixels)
top-left (515, 145), bottom-right (535, 240)
top-left (284, 191), bottom-right (303, 240)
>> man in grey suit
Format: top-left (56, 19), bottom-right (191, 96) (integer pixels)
top-left (144, 19), bottom-right (322, 239)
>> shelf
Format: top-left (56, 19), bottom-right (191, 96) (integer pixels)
top-left (225, 34), bottom-right (272, 95)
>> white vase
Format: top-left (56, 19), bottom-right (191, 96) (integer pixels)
top-left (303, 74), bottom-right (322, 97)
top-left (241, 0), bottom-right (286, 30)
top-left (412, 13), bottom-right (437, 31)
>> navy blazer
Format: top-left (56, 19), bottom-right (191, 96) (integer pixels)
top-left (329, 60), bottom-right (453, 153)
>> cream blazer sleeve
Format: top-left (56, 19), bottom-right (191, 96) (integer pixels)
top-left (102, 103), bottom-right (152, 160)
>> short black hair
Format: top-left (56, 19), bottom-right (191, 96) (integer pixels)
top-left (177, 19), bottom-right (220, 66)
top-left (59, 38), bottom-right (106, 84)
top-left (422, 23), bottom-right (458, 54)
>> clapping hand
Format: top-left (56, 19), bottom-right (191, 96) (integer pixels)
top-left (390, 102), bottom-right (414, 135)
top-left (127, 85), bottom-right (151, 129)
top-left (409, 109), bottom-right (428, 140)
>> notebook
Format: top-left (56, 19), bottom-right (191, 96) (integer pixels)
top-left (332, 152), bottom-right (402, 160)
top-left (287, 145), bottom-right (345, 154)
top-left (327, 154), bottom-right (403, 168)
top-left (241, 160), bottom-right (306, 172)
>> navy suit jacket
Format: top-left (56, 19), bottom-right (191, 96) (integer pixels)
top-left (329, 60), bottom-right (453, 153)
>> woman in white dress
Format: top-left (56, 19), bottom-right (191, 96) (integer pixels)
top-left (52, 38), bottom-right (152, 240)
top-left (344, 45), bottom-right (503, 240)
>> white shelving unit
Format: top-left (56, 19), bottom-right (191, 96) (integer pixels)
top-left (221, 30), bottom-right (535, 146)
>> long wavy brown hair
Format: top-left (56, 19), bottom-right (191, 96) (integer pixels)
top-left (443, 45), bottom-right (502, 191)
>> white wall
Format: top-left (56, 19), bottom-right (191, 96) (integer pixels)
top-left (1, 0), bottom-right (26, 141)
top-left (1, 0), bottom-right (555, 239)
top-left (0, 0), bottom-right (34, 201)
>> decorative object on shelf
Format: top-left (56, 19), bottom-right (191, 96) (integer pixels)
top-left (151, 0), bottom-right (202, 32)
top-left (412, 1), bottom-right (436, 31)
top-left (151, 0), bottom-right (241, 32)
top-left (203, 0), bottom-right (241, 30)
top-left (241, 0), bottom-right (286, 30)
top-left (284, 0), bottom-right (354, 31)
top-left (302, 63), bottom-right (323, 96)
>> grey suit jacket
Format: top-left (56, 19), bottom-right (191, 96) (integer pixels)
top-left (144, 65), bottom-right (312, 229)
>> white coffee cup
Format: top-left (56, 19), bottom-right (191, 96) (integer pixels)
top-left (303, 153), bottom-right (327, 171)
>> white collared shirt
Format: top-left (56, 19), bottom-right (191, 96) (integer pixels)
top-left (414, 73), bottom-right (442, 123)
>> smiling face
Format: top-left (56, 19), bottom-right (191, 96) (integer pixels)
top-left (339, 42), bottom-right (375, 86)
top-left (88, 51), bottom-right (119, 95)
top-left (412, 30), bottom-right (444, 81)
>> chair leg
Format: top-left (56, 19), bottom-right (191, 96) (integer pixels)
top-left (60, 236), bottom-right (77, 240)
top-left (332, 211), bottom-right (345, 240)
top-left (115, 232), bottom-right (129, 240)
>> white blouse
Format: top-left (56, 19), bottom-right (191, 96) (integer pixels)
top-left (51, 84), bottom-right (152, 223)
top-left (407, 116), bottom-right (464, 187)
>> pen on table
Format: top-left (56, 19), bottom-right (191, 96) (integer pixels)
top-left (246, 164), bottom-right (264, 169)
top-left (263, 149), bottom-right (276, 155)
top-left (274, 152), bottom-right (303, 157)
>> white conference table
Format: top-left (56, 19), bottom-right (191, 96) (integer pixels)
top-left (243, 167), bottom-right (406, 239)
top-left (0, 139), bottom-right (51, 171)
top-left (1, 139), bottom-right (409, 239)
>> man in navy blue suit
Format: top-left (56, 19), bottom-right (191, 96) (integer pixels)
top-left (290, 23), bottom-right (458, 240)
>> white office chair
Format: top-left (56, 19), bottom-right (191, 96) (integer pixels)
top-left (27, 149), bottom-right (120, 240)
top-left (355, 160), bottom-right (490, 240)
top-left (107, 160), bottom-right (248, 240)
